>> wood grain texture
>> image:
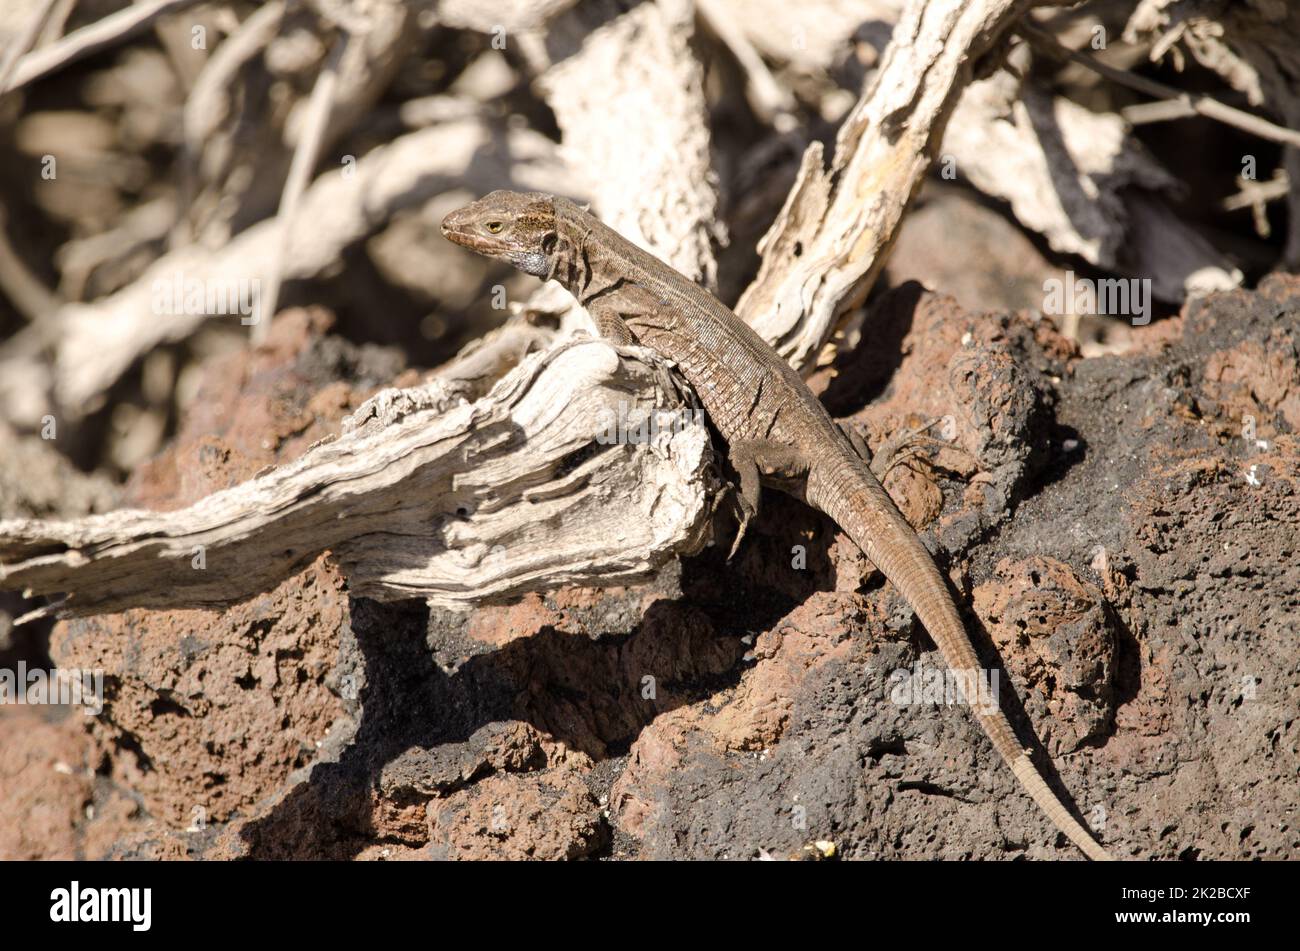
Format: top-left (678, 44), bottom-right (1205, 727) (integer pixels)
top-left (0, 338), bottom-right (714, 615)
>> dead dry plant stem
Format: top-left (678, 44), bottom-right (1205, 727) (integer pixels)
top-left (1020, 23), bottom-right (1300, 149)
top-left (3, 0), bottom-right (206, 93)
top-left (253, 30), bottom-right (349, 346)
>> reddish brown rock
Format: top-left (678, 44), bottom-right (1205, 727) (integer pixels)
top-left (974, 557), bottom-right (1117, 756)
top-left (0, 708), bottom-right (94, 859)
top-left (427, 769), bottom-right (608, 860)
top-left (466, 593), bottom-right (561, 648)
top-left (610, 707), bottom-right (697, 839)
top-left (81, 789), bottom-right (191, 861)
top-left (709, 592), bottom-right (864, 752)
top-left (42, 308), bottom-right (400, 846)
top-left (51, 558), bottom-right (349, 827)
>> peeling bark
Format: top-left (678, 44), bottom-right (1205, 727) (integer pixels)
top-left (0, 339), bottom-right (715, 616)
top-left (735, 0), bottom-right (1036, 372)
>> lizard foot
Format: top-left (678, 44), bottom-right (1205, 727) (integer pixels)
top-left (867, 420), bottom-right (955, 482)
top-left (725, 455), bottom-right (759, 562)
top-left (723, 439), bottom-right (808, 561)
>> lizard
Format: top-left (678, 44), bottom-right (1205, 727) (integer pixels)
top-left (441, 189), bottom-right (1113, 861)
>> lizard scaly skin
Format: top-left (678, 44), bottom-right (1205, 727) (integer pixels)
top-left (442, 190), bottom-right (1113, 861)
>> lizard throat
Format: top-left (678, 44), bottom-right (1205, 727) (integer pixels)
top-left (510, 249), bottom-right (550, 277)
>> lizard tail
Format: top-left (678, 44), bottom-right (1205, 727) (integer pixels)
top-left (808, 454), bottom-right (1113, 861)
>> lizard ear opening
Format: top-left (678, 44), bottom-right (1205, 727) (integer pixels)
top-left (541, 232), bottom-right (558, 255)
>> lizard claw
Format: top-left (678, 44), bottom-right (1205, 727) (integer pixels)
top-left (726, 492), bottom-right (756, 561)
top-left (726, 522), bottom-right (747, 561)
top-left (869, 419), bottom-right (954, 482)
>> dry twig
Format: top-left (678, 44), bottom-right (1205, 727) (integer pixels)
top-left (1019, 23), bottom-right (1300, 149)
top-left (3, 0), bottom-right (206, 93)
top-left (253, 31), bottom-right (350, 345)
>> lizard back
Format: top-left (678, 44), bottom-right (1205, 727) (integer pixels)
top-left (553, 198), bottom-right (844, 454)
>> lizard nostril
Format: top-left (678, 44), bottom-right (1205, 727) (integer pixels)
top-left (440, 210), bottom-right (466, 235)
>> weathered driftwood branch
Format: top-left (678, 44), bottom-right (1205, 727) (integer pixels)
top-left (0, 339), bottom-right (715, 618)
top-left (35, 115), bottom-right (575, 414)
top-left (3, 0), bottom-right (206, 94)
top-left (734, 0), bottom-right (1035, 373)
top-left (942, 66), bottom-right (1241, 300)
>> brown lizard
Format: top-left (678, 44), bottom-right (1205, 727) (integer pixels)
top-left (442, 190), bottom-right (1113, 861)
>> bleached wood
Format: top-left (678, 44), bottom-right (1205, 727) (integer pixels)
top-left (943, 68), bottom-right (1241, 299)
top-left (35, 116), bottom-right (574, 414)
top-left (734, 0), bottom-right (1036, 373)
top-left (0, 339), bottom-right (714, 617)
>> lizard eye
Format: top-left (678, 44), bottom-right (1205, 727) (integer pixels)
top-left (541, 232), bottom-right (557, 254)
top-left (484, 220), bottom-right (504, 234)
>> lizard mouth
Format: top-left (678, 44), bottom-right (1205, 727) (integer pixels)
top-left (439, 211), bottom-right (477, 249)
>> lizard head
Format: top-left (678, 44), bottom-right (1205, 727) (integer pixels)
top-left (441, 190), bottom-right (559, 277)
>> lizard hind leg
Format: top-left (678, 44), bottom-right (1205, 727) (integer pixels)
top-left (724, 440), bottom-right (809, 560)
top-left (856, 418), bottom-right (955, 482)
top-left (726, 446), bottom-right (762, 561)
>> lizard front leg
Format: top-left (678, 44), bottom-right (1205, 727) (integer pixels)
top-left (587, 297), bottom-right (693, 409)
top-left (587, 300), bottom-right (637, 345)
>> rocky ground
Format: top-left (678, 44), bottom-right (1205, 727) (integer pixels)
top-left (2, 247), bottom-right (1295, 861)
